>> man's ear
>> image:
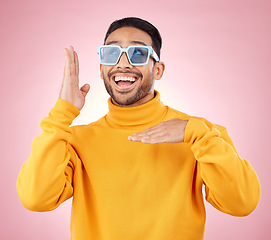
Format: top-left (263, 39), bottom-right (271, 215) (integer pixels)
top-left (99, 64), bottom-right (103, 79)
top-left (154, 61), bottom-right (165, 80)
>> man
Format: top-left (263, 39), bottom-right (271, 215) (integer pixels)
top-left (17, 17), bottom-right (260, 240)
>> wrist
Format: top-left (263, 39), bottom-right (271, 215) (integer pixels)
top-left (48, 98), bottom-right (80, 125)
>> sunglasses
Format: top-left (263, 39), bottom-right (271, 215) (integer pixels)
top-left (97, 45), bottom-right (160, 66)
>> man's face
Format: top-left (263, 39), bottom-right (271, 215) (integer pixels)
top-left (100, 27), bottom-right (164, 107)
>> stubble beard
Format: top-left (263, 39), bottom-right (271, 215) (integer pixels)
top-left (102, 72), bottom-right (154, 107)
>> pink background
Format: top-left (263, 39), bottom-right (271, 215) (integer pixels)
top-left (1, 0), bottom-right (270, 239)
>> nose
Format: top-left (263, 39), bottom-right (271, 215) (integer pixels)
top-left (116, 52), bottom-right (132, 69)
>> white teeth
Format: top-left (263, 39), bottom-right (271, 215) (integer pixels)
top-left (115, 76), bottom-right (136, 82)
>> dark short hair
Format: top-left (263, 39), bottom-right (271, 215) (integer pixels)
top-left (104, 17), bottom-right (162, 59)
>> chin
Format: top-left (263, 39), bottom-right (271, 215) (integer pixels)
top-left (112, 93), bottom-right (140, 106)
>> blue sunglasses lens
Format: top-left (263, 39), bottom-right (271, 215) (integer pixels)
top-left (100, 47), bottom-right (121, 64)
top-left (128, 47), bottom-right (149, 64)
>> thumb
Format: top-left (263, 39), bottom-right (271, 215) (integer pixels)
top-left (80, 84), bottom-right (90, 97)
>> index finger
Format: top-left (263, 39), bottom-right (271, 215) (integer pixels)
top-left (64, 48), bottom-right (71, 77)
top-left (68, 46), bottom-right (75, 75)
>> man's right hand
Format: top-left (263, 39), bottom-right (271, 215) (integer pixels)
top-left (59, 46), bottom-right (90, 111)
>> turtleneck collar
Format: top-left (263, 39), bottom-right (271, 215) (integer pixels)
top-left (106, 91), bottom-right (168, 129)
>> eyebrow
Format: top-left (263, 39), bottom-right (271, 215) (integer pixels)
top-left (131, 41), bottom-right (147, 46)
top-left (106, 40), bottom-right (148, 46)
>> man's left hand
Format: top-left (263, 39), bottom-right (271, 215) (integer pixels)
top-left (128, 118), bottom-right (189, 144)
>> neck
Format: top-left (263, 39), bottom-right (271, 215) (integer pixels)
top-left (106, 91), bottom-right (167, 130)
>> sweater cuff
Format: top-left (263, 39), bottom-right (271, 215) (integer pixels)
top-left (47, 98), bottom-right (80, 126)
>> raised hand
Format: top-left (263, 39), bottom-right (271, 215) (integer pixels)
top-left (128, 118), bottom-right (189, 144)
top-left (59, 46), bottom-right (90, 110)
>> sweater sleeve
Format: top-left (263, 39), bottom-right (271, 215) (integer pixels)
top-left (16, 98), bottom-right (80, 212)
top-left (184, 118), bottom-right (261, 216)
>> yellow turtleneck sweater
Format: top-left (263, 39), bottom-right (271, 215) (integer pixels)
top-left (17, 91), bottom-right (260, 240)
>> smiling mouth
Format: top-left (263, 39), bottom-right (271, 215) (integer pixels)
top-left (115, 76), bottom-right (136, 83)
top-left (113, 75), bottom-right (138, 90)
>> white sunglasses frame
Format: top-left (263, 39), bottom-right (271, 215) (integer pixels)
top-left (97, 45), bottom-right (160, 66)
